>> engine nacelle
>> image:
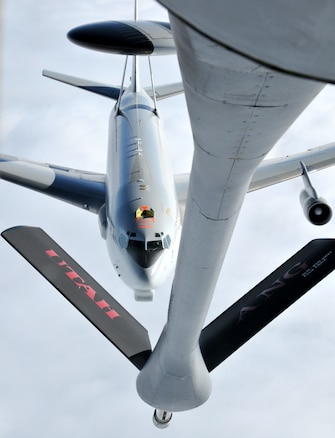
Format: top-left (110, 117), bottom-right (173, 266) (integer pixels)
top-left (300, 189), bottom-right (332, 225)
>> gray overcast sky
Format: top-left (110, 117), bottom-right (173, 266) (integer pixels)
top-left (1, 1), bottom-right (335, 437)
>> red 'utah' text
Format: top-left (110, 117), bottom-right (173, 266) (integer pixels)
top-left (45, 249), bottom-right (120, 320)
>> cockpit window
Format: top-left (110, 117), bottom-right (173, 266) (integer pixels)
top-left (163, 234), bottom-right (171, 249)
top-left (147, 240), bottom-right (163, 251)
top-left (127, 239), bottom-right (163, 268)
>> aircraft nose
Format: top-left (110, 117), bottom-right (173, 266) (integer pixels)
top-left (127, 237), bottom-right (163, 268)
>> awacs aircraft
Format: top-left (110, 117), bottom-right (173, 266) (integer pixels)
top-left (2, 0), bottom-right (335, 428)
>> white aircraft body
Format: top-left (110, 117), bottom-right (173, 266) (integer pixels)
top-left (2, 0), bottom-right (335, 428)
top-left (104, 60), bottom-right (181, 301)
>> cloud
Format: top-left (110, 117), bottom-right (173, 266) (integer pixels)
top-left (1, 1), bottom-right (335, 437)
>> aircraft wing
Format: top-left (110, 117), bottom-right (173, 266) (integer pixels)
top-left (0, 154), bottom-right (106, 213)
top-left (250, 142), bottom-right (335, 191)
top-left (174, 142), bottom-right (335, 207)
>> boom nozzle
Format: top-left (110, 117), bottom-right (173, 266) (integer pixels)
top-left (152, 409), bottom-right (172, 429)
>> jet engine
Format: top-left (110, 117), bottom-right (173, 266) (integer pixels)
top-left (299, 161), bottom-right (332, 225)
top-left (300, 190), bottom-right (332, 225)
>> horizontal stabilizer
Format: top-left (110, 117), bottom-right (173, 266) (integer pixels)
top-left (200, 239), bottom-right (335, 372)
top-left (0, 154), bottom-right (106, 213)
top-left (43, 70), bottom-right (122, 100)
top-left (44, 70), bottom-right (183, 101)
top-left (2, 226), bottom-right (152, 369)
top-left (150, 82), bottom-right (184, 100)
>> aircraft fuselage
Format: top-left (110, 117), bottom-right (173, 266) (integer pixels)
top-left (104, 87), bottom-right (181, 300)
